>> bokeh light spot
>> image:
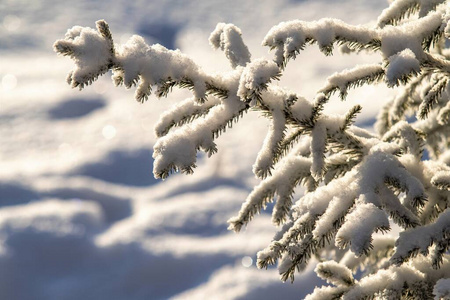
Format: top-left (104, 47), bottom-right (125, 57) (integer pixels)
top-left (3, 15), bottom-right (21, 32)
top-left (241, 256), bottom-right (253, 268)
top-left (102, 125), bottom-right (117, 140)
top-left (2, 74), bottom-right (17, 91)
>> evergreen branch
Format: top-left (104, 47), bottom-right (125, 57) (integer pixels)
top-left (390, 209), bottom-right (450, 267)
top-left (438, 100), bottom-right (450, 125)
top-left (56, 8), bottom-right (450, 297)
top-left (421, 21), bottom-right (446, 52)
top-left (335, 202), bottom-right (391, 257)
top-left (339, 264), bottom-right (429, 299)
top-left (155, 97), bottom-right (221, 137)
top-left (236, 59), bottom-right (282, 106)
top-left (379, 185), bottom-right (421, 229)
top-left (315, 261), bottom-right (355, 287)
top-left (257, 213), bottom-right (317, 269)
top-left (422, 51), bottom-right (450, 75)
top-left (323, 153), bottom-right (361, 184)
top-left (54, 20), bottom-right (115, 89)
top-left (418, 76), bottom-right (448, 119)
top-left (382, 121), bottom-right (425, 158)
top-left (340, 236), bottom-right (396, 273)
top-left (375, 70), bottom-right (430, 135)
top-left (228, 156), bottom-right (311, 231)
top-left (313, 195), bottom-right (356, 248)
top-left (153, 97), bottom-right (248, 179)
top-left (263, 19), bottom-right (380, 67)
top-left (309, 94), bottom-right (328, 126)
top-left (205, 82), bottom-right (229, 99)
top-left (274, 129), bottom-right (309, 163)
top-left (431, 171), bottom-right (450, 190)
top-left (341, 105), bottom-right (362, 131)
top-left (279, 234), bottom-right (318, 282)
top-left (321, 65), bottom-right (385, 100)
top-left (377, 1), bottom-right (421, 27)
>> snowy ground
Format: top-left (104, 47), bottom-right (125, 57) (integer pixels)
top-left (1, 1), bottom-right (393, 299)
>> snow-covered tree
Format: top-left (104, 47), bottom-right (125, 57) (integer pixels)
top-left (54, 0), bottom-right (450, 298)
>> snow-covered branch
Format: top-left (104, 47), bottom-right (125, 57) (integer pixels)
top-left (56, 0), bottom-right (450, 297)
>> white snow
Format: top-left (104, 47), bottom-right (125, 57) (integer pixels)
top-left (209, 23), bottom-right (251, 68)
top-left (237, 58), bottom-right (280, 101)
top-left (314, 261), bottom-right (354, 287)
top-left (54, 23), bottom-right (113, 88)
top-left (263, 18), bottom-right (377, 65)
top-left (434, 278), bottom-right (450, 300)
top-left (385, 48), bottom-right (420, 86)
top-left (335, 202), bottom-right (390, 256)
top-left (114, 35), bottom-right (208, 100)
top-left (322, 64), bottom-right (384, 96)
top-left (377, 0), bottom-right (446, 27)
top-left (1, 0), bottom-right (432, 299)
top-left (391, 209), bottom-right (450, 265)
top-left (252, 87), bottom-right (289, 179)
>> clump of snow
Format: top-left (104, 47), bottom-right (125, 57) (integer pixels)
top-left (433, 278), bottom-right (450, 300)
top-left (153, 94), bottom-right (247, 178)
top-left (115, 35), bottom-right (208, 100)
top-left (237, 59), bottom-right (280, 101)
top-left (209, 23), bottom-right (251, 68)
top-left (336, 202), bottom-right (390, 256)
top-left (54, 21), bottom-right (113, 89)
top-left (380, 9), bottom-right (444, 59)
top-left (310, 120), bottom-right (327, 181)
top-left (322, 64), bottom-right (384, 96)
top-left (314, 260), bottom-right (354, 287)
top-left (344, 265), bottom-right (426, 299)
top-left (377, 0), bottom-right (446, 27)
top-left (385, 49), bottom-right (420, 86)
top-left (289, 96), bottom-right (313, 121)
top-left (391, 209), bottom-right (450, 265)
top-left (252, 87), bottom-right (290, 179)
top-left (263, 18), bottom-right (377, 65)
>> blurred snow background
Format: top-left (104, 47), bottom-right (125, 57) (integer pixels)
top-left (0, 0), bottom-right (393, 299)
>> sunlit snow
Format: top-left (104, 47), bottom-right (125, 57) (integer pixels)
top-left (0, 0), bottom-right (391, 299)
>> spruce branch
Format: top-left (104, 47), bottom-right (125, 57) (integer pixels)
top-left (228, 156), bottom-right (312, 231)
top-left (54, 20), bottom-right (115, 89)
top-left (263, 19), bottom-right (379, 68)
top-left (377, 0), bottom-right (446, 29)
top-left (390, 209), bottom-right (450, 267)
top-left (279, 234), bottom-right (318, 282)
top-left (321, 64), bottom-right (385, 100)
top-left (431, 171), bottom-right (450, 190)
top-left (341, 105), bottom-right (362, 131)
top-left (154, 97), bottom-right (221, 137)
top-left (56, 2), bottom-right (450, 297)
top-left (315, 261), bottom-right (355, 287)
top-left (418, 75), bottom-right (448, 119)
